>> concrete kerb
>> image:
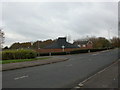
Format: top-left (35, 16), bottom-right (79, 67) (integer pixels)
top-left (52, 48), bottom-right (114, 57)
top-left (2, 57), bottom-right (69, 71)
top-left (73, 59), bottom-right (119, 89)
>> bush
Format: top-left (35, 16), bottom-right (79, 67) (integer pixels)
top-left (89, 48), bottom-right (108, 52)
top-left (39, 53), bottom-right (49, 56)
top-left (2, 49), bottom-right (37, 60)
top-left (51, 52), bottom-right (66, 55)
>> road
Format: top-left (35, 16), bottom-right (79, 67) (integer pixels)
top-left (2, 49), bottom-right (119, 88)
top-left (80, 60), bottom-right (119, 88)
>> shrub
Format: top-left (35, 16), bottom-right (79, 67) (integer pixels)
top-left (2, 49), bottom-right (37, 60)
top-left (51, 52), bottom-right (66, 55)
top-left (39, 53), bottom-right (49, 56)
top-left (89, 48), bottom-right (108, 52)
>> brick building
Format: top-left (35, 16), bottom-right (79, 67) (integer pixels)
top-left (36, 37), bottom-right (79, 53)
top-left (73, 40), bottom-right (93, 48)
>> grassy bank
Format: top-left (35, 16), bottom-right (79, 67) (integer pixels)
top-left (1, 57), bottom-right (51, 64)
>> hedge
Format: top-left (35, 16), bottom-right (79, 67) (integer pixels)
top-left (51, 52), bottom-right (67, 55)
top-left (70, 49), bottom-right (89, 54)
top-left (39, 53), bottom-right (49, 56)
top-left (38, 48), bottom-right (113, 56)
top-left (2, 49), bottom-right (37, 60)
top-left (39, 52), bottom-right (67, 56)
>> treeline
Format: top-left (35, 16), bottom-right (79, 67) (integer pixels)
top-left (4, 39), bottom-right (56, 50)
top-left (74, 36), bottom-right (120, 49)
top-left (3, 36), bottom-right (120, 50)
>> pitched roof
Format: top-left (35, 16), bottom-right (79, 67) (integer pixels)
top-left (44, 37), bottom-right (79, 49)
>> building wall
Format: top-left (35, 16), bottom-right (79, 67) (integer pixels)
top-left (36, 48), bottom-right (80, 53)
top-left (78, 44), bottom-right (93, 48)
top-left (35, 47), bottom-right (93, 53)
top-left (86, 43), bottom-right (93, 48)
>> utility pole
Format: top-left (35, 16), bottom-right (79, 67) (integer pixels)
top-left (37, 41), bottom-right (40, 56)
top-left (108, 28), bottom-right (112, 49)
top-left (38, 41), bottom-right (40, 49)
top-left (108, 29), bottom-right (110, 41)
top-left (31, 41), bottom-right (33, 49)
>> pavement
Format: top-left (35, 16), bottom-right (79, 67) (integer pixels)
top-left (2, 57), bottom-right (68, 71)
top-left (73, 60), bottom-right (119, 89)
top-left (2, 48), bottom-right (119, 88)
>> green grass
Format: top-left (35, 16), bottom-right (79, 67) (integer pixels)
top-left (0, 57), bottom-right (51, 64)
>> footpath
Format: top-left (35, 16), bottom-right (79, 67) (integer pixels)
top-left (74, 60), bottom-right (119, 89)
top-left (2, 57), bottom-right (68, 71)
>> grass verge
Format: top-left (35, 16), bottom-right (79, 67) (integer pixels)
top-left (0, 57), bottom-right (51, 64)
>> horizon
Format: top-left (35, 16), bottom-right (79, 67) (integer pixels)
top-left (3, 35), bottom-right (119, 48)
top-left (1, 2), bottom-right (118, 47)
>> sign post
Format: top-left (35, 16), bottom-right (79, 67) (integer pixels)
top-left (62, 45), bottom-right (65, 52)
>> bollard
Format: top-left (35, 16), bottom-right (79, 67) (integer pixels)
top-left (88, 50), bottom-right (90, 53)
top-left (49, 52), bottom-right (51, 56)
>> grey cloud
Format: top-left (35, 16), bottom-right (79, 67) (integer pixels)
top-left (2, 2), bottom-right (118, 47)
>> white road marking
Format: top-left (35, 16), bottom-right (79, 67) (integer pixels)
top-left (74, 86), bottom-right (81, 88)
top-left (78, 60), bottom-right (118, 85)
top-left (78, 83), bottom-right (84, 87)
top-left (14, 75), bottom-right (29, 80)
top-left (92, 54), bottom-right (97, 55)
top-left (101, 51), bottom-right (106, 52)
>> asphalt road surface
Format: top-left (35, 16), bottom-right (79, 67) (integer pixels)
top-left (2, 49), bottom-right (119, 88)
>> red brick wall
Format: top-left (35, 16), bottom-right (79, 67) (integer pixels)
top-left (80, 44), bottom-right (93, 49)
top-left (86, 44), bottom-right (93, 48)
top-left (35, 47), bottom-right (93, 53)
top-left (35, 48), bottom-right (80, 53)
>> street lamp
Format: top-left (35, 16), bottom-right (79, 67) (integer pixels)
top-left (108, 28), bottom-right (112, 49)
top-left (31, 42), bottom-right (33, 46)
top-left (37, 41), bottom-right (40, 56)
top-left (30, 41), bottom-right (34, 49)
top-left (62, 45), bottom-right (65, 52)
top-left (38, 41), bottom-right (40, 49)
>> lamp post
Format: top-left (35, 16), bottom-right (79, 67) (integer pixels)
top-left (31, 42), bottom-right (33, 46)
top-left (0, 30), bottom-right (4, 49)
top-left (108, 28), bottom-right (112, 49)
top-left (37, 41), bottom-right (40, 56)
top-left (30, 41), bottom-right (34, 49)
top-left (62, 45), bottom-right (65, 52)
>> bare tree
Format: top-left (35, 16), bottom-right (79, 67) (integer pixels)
top-left (0, 29), bottom-right (5, 49)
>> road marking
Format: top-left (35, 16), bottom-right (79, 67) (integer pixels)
top-left (78, 83), bottom-right (84, 87)
top-left (92, 54), bottom-right (97, 55)
top-left (74, 86), bottom-right (81, 88)
top-left (77, 60), bottom-right (118, 86)
top-left (101, 51), bottom-right (106, 52)
top-left (14, 75), bottom-right (29, 80)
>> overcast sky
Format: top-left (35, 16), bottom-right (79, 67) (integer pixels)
top-left (1, 2), bottom-right (118, 47)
